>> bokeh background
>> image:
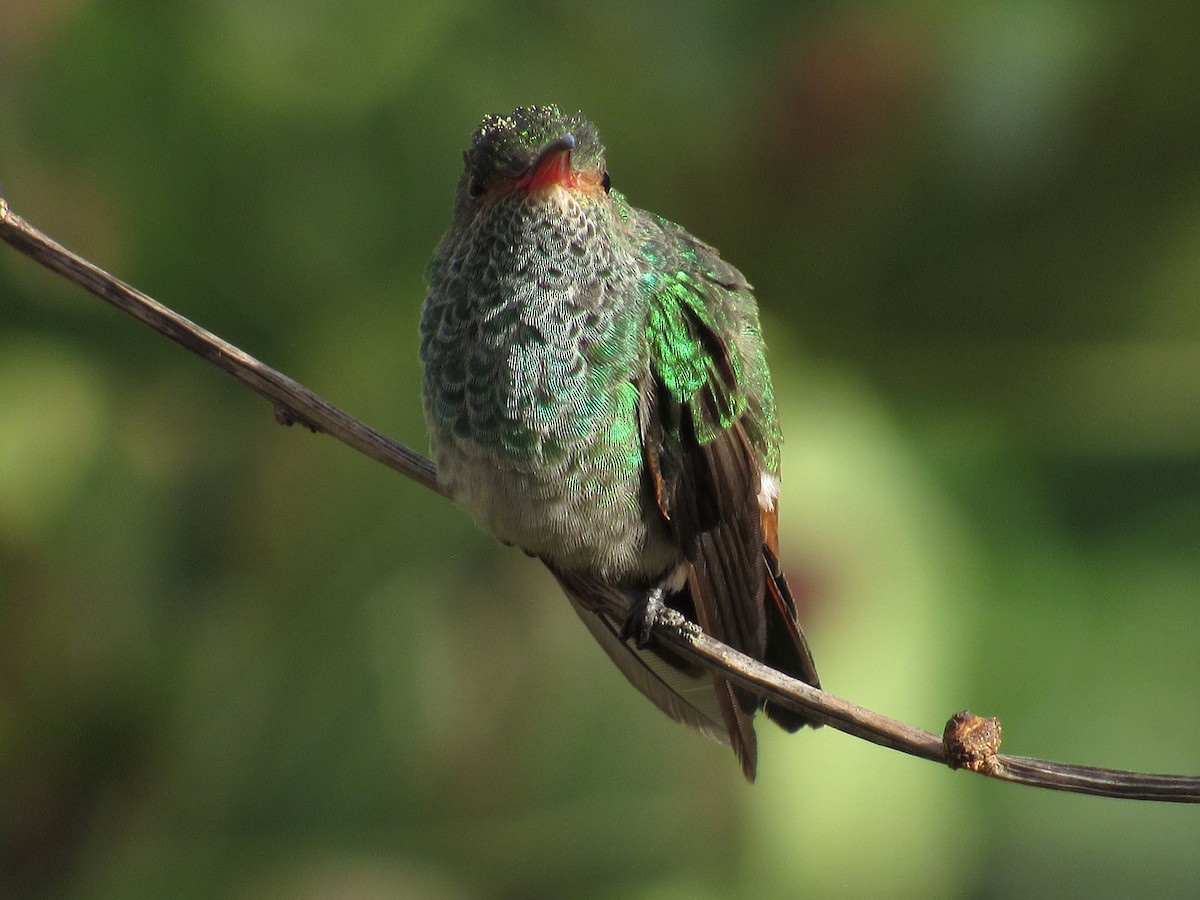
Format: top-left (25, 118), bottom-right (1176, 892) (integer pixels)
top-left (3, 2), bottom-right (1199, 898)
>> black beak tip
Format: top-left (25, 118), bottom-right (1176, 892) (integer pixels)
top-left (542, 134), bottom-right (576, 155)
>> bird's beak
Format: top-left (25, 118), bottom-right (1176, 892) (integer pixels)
top-left (525, 134), bottom-right (577, 191)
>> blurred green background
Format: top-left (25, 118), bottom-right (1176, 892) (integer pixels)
top-left (3, 2), bottom-right (1199, 898)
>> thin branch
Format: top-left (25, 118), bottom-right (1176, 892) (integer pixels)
top-left (3, 194), bottom-right (1199, 803)
top-left (580, 594), bottom-right (1200, 802)
top-left (0, 198), bottom-right (443, 498)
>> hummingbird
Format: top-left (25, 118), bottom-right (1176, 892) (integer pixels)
top-left (420, 105), bottom-right (820, 780)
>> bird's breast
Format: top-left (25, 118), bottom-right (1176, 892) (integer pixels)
top-left (418, 200), bottom-right (676, 576)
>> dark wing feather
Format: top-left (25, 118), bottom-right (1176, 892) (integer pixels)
top-left (762, 544), bottom-right (821, 730)
top-left (553, 571), bottom-right (733, 746)
top-left (636, 214), bottom-right (822, 775)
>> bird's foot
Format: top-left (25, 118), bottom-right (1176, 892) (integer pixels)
top-left (620, 586), bottom-right (666, 649)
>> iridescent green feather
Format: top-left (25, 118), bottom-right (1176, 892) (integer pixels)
top-left (623, 196), bottom-right (781, 475)
top-left (642, 268), bottom-right (746, 443)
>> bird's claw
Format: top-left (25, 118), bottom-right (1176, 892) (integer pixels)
top-left (620, 586), bottom-right (666, 649)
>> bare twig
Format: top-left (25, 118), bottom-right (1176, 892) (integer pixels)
top-left (3, 194), bottom-right (1199, 803)
top-left (0, 198), bottom-right (443, 498)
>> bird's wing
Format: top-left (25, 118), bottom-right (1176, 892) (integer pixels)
top-left (639, 219), bottom-right (773, 635)
top-left (628, 218), bottom-right (789, 777)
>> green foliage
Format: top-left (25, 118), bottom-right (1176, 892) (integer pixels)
top-left (2, 3), bottom-right (1199, 897)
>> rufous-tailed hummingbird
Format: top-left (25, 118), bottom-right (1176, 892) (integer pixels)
top-left (420, 105), bottom-right (820, 780)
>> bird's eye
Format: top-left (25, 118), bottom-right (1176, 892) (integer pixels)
top-left (468, 176), bottom-right (487, 199)
top-left (600, 170), bottom-right (611, 193)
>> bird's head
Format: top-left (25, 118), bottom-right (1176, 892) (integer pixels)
top-left (451, 105), bottom-right (613, 221)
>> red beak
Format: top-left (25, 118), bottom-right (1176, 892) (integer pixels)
top-left (525, 135), bottom-right (577, 191)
